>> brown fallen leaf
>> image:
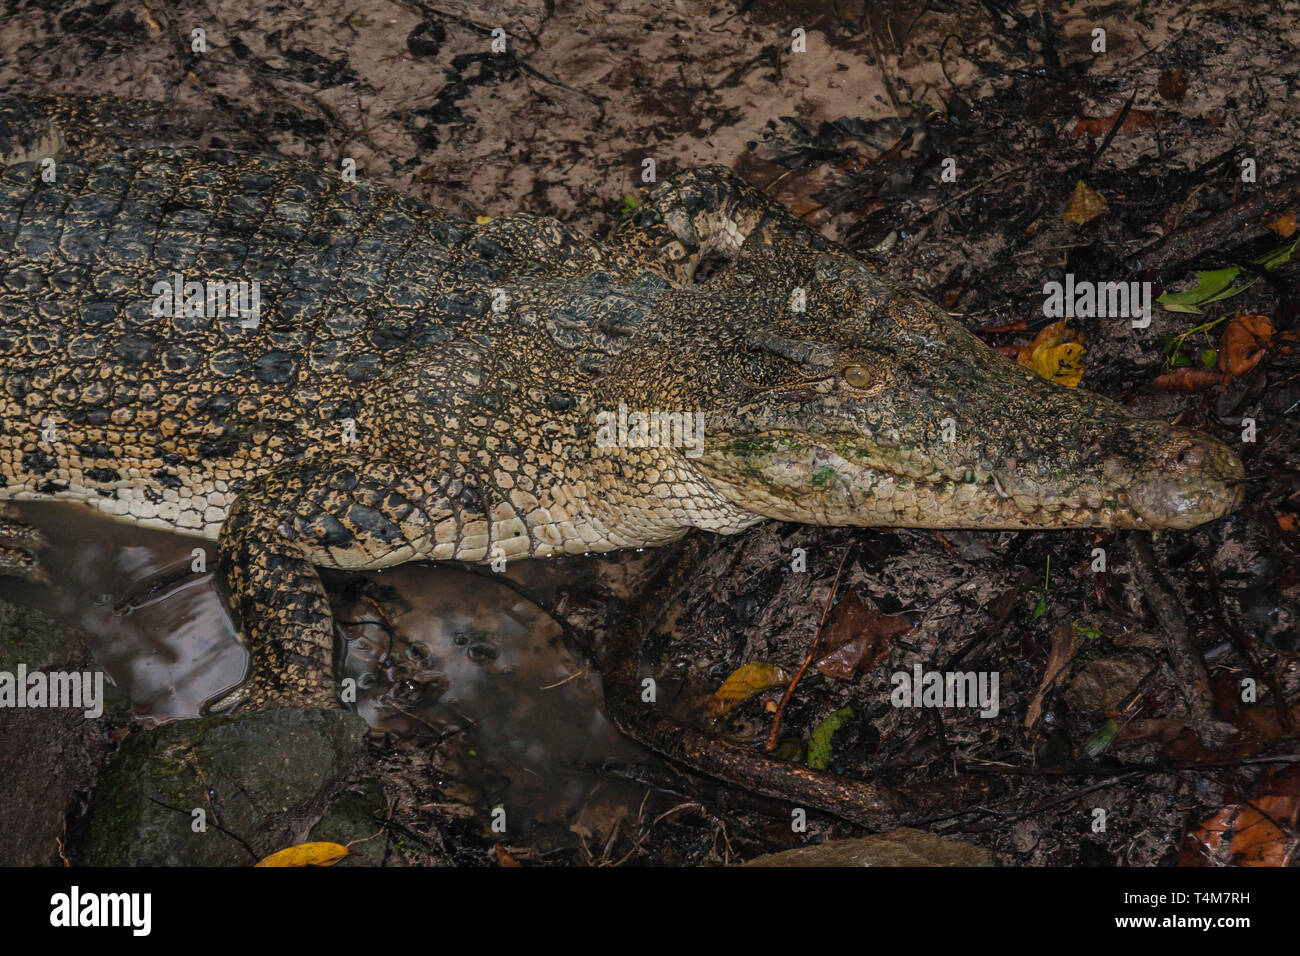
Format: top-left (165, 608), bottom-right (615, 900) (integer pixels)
top-left (1062, 180), bottom-right (1107, 225)
top-left (813, 586), bottom-right (912, 680)
top-left (255, 841), bottom-right (349, 867)
top-left (1070, 108), bottom-right (1160, 138)
top-left (977, 318), bottom-right (1029, 336)
top-left (1221, 314), bottom-right (1274, 376)
top-left (1117, 703), bottom-right (1299, 763)
top-left (1025, 624), bottom-right (1083, 729)
top-left (495, 843), bottom-right (521, 867)
top-left (1157, 67), bottom-right (1188, 102)
top-left (1151, 367), bottom-right (1229, 391)
top-left (1180, 765), bottom-right (1300, 866)
top-left (1267, 209), bottom-right (1297, 238)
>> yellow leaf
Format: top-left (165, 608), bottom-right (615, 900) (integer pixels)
top-left (1018, 321), bottom-right (1086, 387)
top-left (705, 662), bottom-right (789, 718)
top-left (1062, 180), bottom-right (1106, 225)
top-left (1026, 342), bottom-right (1085, 386)
top-left (475, 215), bottom-right (493, 225)
top-left (255, 842), bottom-right (349, 867)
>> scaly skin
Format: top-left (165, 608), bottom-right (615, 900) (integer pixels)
top-left (0, 99), bottom-right (1244, 710)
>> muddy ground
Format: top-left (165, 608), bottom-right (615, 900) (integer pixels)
top-left (0, 0), bottom-right (1297, 866)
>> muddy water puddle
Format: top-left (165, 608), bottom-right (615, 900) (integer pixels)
top-left (0, 501), bottom-right (660, 845)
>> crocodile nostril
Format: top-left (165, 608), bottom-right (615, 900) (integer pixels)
top-left (1176, 444), bottom-right (1205, 468)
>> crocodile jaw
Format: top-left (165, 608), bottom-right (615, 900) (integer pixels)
top-left (694, 424), bottom-right (1245, 532)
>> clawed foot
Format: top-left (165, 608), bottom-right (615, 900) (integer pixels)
top-left (0, 511), bottom-right (51, 586)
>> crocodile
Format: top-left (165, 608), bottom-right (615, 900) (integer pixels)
top-left (0, 98), bottom-right (1244, 713)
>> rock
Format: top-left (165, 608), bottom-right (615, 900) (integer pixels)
top-left (741, 828), bottom-right (995, 867)
top-left (80, 707), bottom-right (367, 866)
top-left (0, 601), bottom-right (82, 673)
top-left (308, 778), bottom-right (388, 866)
top-left (1065, 655), bottom-right (1151, 715)
top-left (0, 603), bottom-right (109, 866)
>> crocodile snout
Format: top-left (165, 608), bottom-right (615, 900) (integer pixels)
top-left (1122, 422), bottom-right (1245, 530)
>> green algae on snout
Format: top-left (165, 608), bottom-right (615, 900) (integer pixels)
top-left (719, 436), bottom-right (779, 456)
top-left (810, 465), bottom-right (839, 488)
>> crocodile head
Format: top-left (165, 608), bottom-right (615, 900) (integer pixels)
top-left (656, 252), bottom-right (1245, 532)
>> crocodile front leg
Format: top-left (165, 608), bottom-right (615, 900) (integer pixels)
top-left (210, 455), bottom-right (445, 712)
top-left (0, 505), bottom-right (50, 585)
top-left (606, 164), bottom-right (832, 283)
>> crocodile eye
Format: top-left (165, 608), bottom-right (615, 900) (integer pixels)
top-left (842, 365), bottom-right (871, 388)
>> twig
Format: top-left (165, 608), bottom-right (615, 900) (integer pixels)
top-left (1126, 174), bottom-right (1300, 276)
top-left (1082, 86), bottom-right (1138, 175)
top-left (1127, 534), bottom-right (1235, 748)
top-left (954, 773), bottom-right (1140, 833)
top-left (766, 543), bottom-right (854, 752)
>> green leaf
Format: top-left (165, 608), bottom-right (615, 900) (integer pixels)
top-left (1257, 237), bottom-right (1299, 270)
top-left (1033, 595), bottom-right (1048, 618)
top-left (1202, 276), bottom-right (1260, 305)
top-left (1200, 347), bottom-right (1218, 368)
top-left (1083, 719), bottom-right (1119, 758)
top-left (807, 706), bottom-right (854, 770)
top-left (1156, 267), bottom-right (1239, 313)
top-left (1156, 240), bottom-right (1300, 314)
top-left (1158, 300), bottom-right (1207, 314)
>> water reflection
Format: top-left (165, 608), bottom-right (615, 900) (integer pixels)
top-left (0, 501), bottom-right (658, 842)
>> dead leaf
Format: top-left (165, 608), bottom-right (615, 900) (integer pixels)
top-left (1221, 314), bottom-right (1274, 376)
top-left (1157, 67), bottom-right (1188, 102)
top-left (1025, 624), bottom-right (1083, 729)
top-left (1180, 765), bottom-right (1300, 866)
top-left (1025, 341), bottom-right (1086, 386)
top-left (255, 842), bottom-right (349, 867)
top-left (813, 587), bottom-right (912, 680)
top-left (1151, 367), bottom-right (1229, 391)
top-left (977, 318), bottom-right (1028, 336)
top-left (1119, 704), bottom-right (1300, 763)
top-left (1062, 180), bottom-right (1107, 225)
top-left (495, 843), bottom-right (521, 867)
top-left (1070, 109), bottom-right (1160, 138)
top-left (1267, 210), bottom-right (1297, 238)
top-left (1017, 321), bottom-right (1087, 386)
top-left (1159, 68), bottom-right (1190, 102)
top-left (706, 662), bottom-right (789, 718)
